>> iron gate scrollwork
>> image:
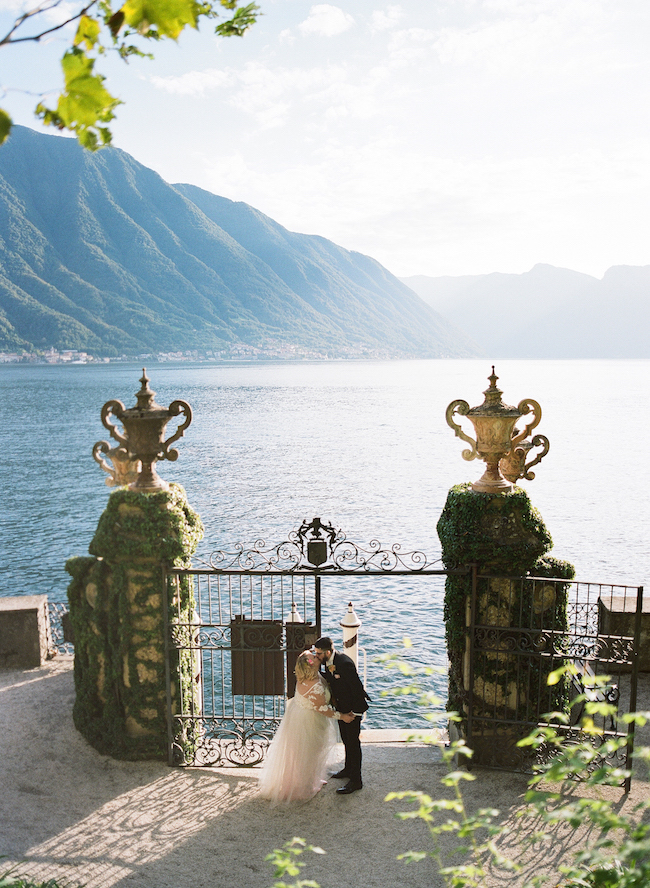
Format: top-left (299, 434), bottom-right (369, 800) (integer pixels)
top-left (466, 573), bottom-right (643, 787)
top-left (163, 518), bottom-right (451, 767)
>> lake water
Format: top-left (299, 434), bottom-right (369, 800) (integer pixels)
top-left (1, 359), bottom-right (648, 727)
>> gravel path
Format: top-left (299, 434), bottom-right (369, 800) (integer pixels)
top-left (2, 657), bottom-right (648, 888)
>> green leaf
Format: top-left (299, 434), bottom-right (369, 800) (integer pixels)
top-left (37, 49), bottom-right (121, 150)
top-left (214, 1), bottom-right (259, 36)
top-left (107, 9), bottom-right (126, 35)
top-left (0, 108), bottom-right (12, 144)
top-left (75, 15), bottom-right (102, 49)
top-left (122, 0), bottom-right (199, 38)
top-left (546, 666), bottom-right (565, 685)
top-left (441, 770), bottom-right (476, 786)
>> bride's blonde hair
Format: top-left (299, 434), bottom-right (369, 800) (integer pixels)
top-left (294, 651), bottom-right (319, 682)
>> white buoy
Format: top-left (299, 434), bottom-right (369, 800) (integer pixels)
top-left (286, 602), bottom-right (304, 623)
top-left (340, 601), bottom-right (361, 668)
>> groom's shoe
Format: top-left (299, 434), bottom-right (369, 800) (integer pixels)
top-left (336, 781), bottom-right (362, 795)
top-left (330, 769), bottom-right (351, 779)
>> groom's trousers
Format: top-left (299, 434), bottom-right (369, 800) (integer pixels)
top-left (338, 715), bottom-right (362, 783)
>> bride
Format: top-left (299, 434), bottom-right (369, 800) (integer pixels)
top-left (258, 650), bottom-right (355, 805)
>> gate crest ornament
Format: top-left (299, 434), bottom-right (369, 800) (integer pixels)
top-left (206, 518), bottom-right (440, 573)
top-left (445, 366), bottom-right (549, 493)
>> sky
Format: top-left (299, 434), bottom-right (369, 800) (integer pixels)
top-left (2, 0), bottom-right (650, 279)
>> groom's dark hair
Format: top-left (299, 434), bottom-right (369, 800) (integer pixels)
top-left (315, 636), bottom-right (333, 652)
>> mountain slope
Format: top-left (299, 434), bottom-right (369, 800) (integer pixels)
top-left (402, 264), bottom-right (650, 358)
top-left (0, 127), bottom-right (481, 358)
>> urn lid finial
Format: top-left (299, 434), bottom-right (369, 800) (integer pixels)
top-left (468, 365), bottom-right (519, 417)
top-left (134, 368), bottom-right (161, 413)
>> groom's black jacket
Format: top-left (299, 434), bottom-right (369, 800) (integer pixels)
top-left (322, 651), bottom-right (370, 714)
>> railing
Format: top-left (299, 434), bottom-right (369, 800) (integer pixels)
top-left (466, 573), bottom-right (643, 787)
top-left (47, 601), bottom-right (74, 655)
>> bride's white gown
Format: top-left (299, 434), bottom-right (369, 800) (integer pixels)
top-left (258, 676), bottom-right (338, 805)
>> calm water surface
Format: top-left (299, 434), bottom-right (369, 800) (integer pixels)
top-left (2, 359), bottom-right (648, 727)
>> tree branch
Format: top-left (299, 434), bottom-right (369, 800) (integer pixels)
top-left (1, 0), bottom-right (98, 47)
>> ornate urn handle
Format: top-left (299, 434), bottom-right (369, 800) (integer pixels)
top-left (100, 399), bottom-right (127, 448)
top-left (161, 400), bottom-right (193, 461)
top-left (92, 440), bottom-right (141, 487)
top-left (511, 398), bottom-right (542, 447)
top-left (445, 399), bottom-right (478, 461)
top-left (521, 434), bottom-right (550, 480)
top-left (499, 433), bottom-right (551, 483)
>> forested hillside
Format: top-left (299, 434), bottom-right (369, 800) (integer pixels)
top-left (0, 127), bottom-right (480, 359)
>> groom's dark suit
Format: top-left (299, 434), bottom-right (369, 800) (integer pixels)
top-left (322, 651), bottom-right (370, 786)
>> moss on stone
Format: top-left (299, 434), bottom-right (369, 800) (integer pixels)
top-left (66, 484), bottom-right (203, 760)
top-left (437, 483), bottom-right (574, 724)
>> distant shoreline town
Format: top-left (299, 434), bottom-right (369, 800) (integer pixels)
top-left (0, 343), bottom-right (390, 365)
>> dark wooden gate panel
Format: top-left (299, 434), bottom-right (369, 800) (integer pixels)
top-left (230, 618), bottom-right (284, 696)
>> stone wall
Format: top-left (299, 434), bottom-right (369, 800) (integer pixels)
top-left (0, 595), bottom-right (50, 669)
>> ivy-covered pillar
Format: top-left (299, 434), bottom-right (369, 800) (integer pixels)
top-left (66, 484), bottom-right (203, 759)
top-left (437, 485), bottom-right (574, 762)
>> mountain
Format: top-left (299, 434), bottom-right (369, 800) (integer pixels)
top-left (402, 264), bottom-right (650, 358)
top-left (0, 127), bottom-right (481, 359)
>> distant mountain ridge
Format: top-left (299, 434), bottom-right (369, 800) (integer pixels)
top-left (402, 264), bottom-right (650, 358)
top-left (0, 126), bottom-right (480, 359)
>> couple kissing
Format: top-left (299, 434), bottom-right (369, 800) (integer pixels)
top-left (258, 636), bottom-right (370, 805)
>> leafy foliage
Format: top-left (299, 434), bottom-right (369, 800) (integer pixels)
top-left (0, 0), bottom-right (260, 148)
top-left (436, 483), bottom-right (574, 720)
top-left (384, 663), bottom-right (650, 888)
top-left (265, 838), bottom-right (324, 888)
top-left (436, 482), bottom-right (553, 574)
top-left (0, 865), bottom-right (79, 888)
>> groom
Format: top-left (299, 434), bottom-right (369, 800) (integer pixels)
top-left (314, 636), bottom-right (370, 795)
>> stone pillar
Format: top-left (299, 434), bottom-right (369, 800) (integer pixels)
top-left (66, 484), bottom-right (203, 760)
top-left (437, 483), bottom-right (574, 763)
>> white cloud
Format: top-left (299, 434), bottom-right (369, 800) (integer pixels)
top-left (432, 0), bottom-right (625, 78)
top-left (149, 68), bottom-right (231, 96)
top-left (386, 27), bottom-right (436, 66)
top-left (370, 5), bottom-right (404, 33)
top-left (196, 135), bottom-right (650, 278)
top-left (105, 0), bottom-right (650, 279)
top-left (149, 58), bottom-right (388, 128)
top-left (298, 5), bottom-right (355, 37)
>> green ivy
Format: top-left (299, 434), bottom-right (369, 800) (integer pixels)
top-left (66, 483), bottom-right (203, 760)
top-left (89, 482), bottom-right (203, 561)
top-left (437, 483), bottom-right (553, 573)
top-left (437, 483), bottom-right (574, 726)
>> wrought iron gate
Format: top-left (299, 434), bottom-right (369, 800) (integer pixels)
top-left (467, 571), bottom-right (644, 788)
top-left (163, 518), bottom-right (453, 767)
top-left (164, 518), bottom-right (644, 779)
